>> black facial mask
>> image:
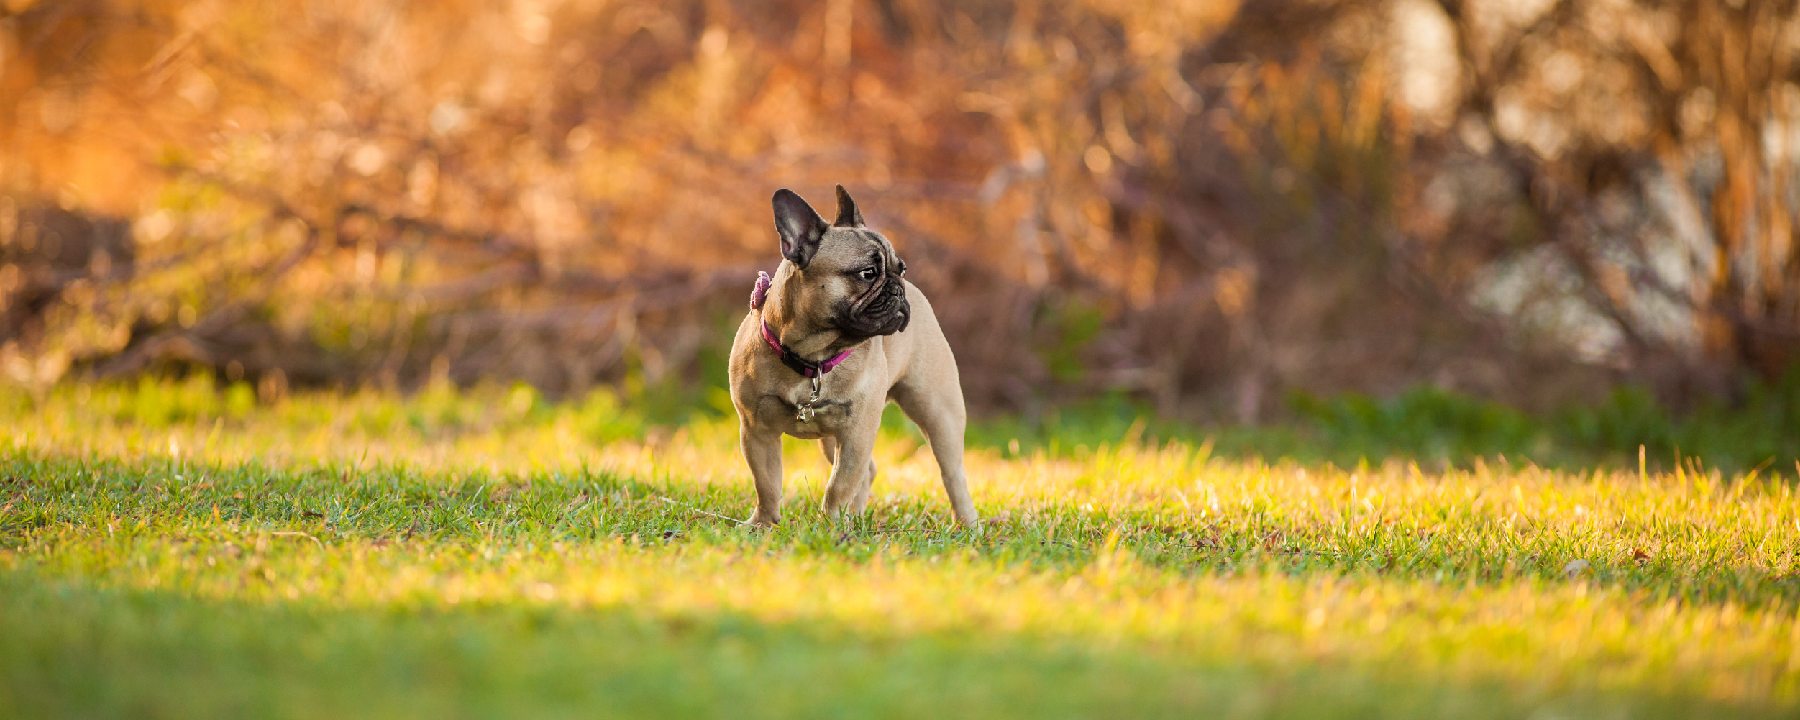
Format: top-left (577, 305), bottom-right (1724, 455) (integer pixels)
top-left (836, 271), bottom-right (910, 339)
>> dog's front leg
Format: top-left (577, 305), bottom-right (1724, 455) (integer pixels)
top-left (741, 422), bottom-right (785, 527)
top-left (820, 421), bottom-right (878, 519)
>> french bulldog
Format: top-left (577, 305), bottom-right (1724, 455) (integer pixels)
top-left (728, 185), bottom-right (977, 528)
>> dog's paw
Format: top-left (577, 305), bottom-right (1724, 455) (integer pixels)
top-left (746, 511), bottom-right (780, 529)
top-left (953, 509), bottom-right (982, 533)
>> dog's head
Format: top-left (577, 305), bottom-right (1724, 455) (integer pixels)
top-left (771, 185), bottom-right (911, 340)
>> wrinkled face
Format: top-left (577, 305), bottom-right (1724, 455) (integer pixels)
top-left (770, 186), bottom-right (912, 340)
top-left (805, 227), bottom-right (910, 339)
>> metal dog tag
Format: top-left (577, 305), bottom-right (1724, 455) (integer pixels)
top-left (795, 376), bottom-right (823, 423)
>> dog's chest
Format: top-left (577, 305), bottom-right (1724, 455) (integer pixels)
top-left (754, 381), bottom-right (860, 438)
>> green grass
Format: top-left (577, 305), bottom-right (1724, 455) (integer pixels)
top-left (971, 381), bottom-right (1800, 472)
top-left (2, 379), bottom-right (1797, 718)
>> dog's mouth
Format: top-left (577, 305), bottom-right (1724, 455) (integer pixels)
top-left (835, 274), bottom-right (910, 339)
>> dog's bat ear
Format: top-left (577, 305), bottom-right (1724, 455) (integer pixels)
top-left (833, 184), bottom-right (864, 227)
top-left (773, 189), bottom-right (828, 268)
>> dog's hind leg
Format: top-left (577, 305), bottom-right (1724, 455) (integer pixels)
top-left (893, 385), bottom-right (978, 528)
top-left (853, 457), bottom-right (878, 513)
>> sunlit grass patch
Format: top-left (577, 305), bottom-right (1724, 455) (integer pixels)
top-left (2, 380), bottom-right (1797, 718)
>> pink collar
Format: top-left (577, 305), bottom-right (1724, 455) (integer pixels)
top-left (750, 270), bottom-right (853, 378)
top-left (761, 321), bottom-right (854, 378)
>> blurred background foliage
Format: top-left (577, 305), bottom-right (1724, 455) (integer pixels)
top-left (2, 0), bottom-right (1799, 440)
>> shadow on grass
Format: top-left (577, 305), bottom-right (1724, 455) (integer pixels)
top-left (5, 448), bottom-right (1796, 611)
top-left (1, 568), bottom-right (1785, 720)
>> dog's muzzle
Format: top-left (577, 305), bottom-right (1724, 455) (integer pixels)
top-left (837, 274), bottom-right (910, 339)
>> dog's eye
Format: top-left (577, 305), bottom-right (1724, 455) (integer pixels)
top-left (857, 267), bottom-right (878, 281)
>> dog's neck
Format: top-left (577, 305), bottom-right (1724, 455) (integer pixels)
top-left (762, 268), bottom-right (855, 362)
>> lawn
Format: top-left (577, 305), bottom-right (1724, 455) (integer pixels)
top-left (2, 380), bottom-right (1796, 718)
